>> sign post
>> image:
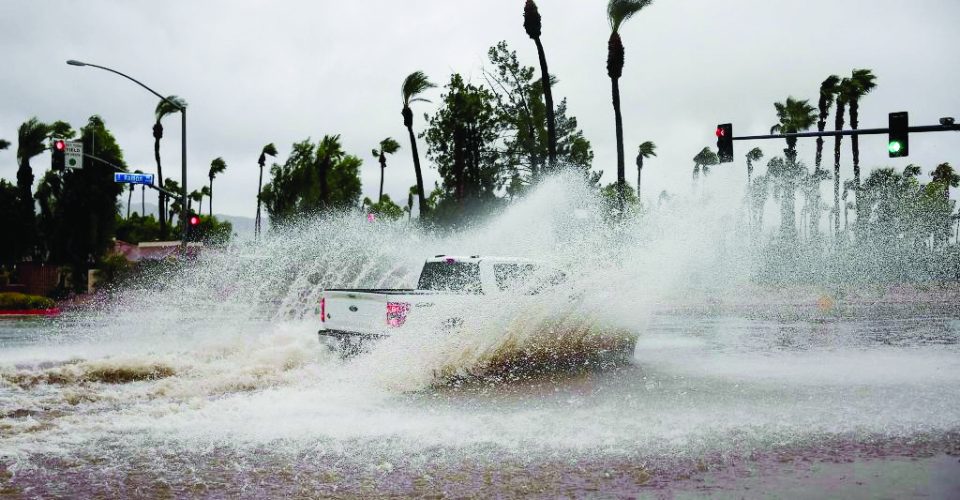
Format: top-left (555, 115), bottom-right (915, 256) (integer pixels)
top-left (64, 140), bottom-right (83, 169)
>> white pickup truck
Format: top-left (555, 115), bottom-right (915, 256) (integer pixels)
top-left (319, 255), bottom-right (625, 356)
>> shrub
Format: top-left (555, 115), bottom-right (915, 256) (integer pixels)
top-left (0, 292), bottom-right (56, 310)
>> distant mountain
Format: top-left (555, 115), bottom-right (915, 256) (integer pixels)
top-left (128, 202), bottom-right (257, 238)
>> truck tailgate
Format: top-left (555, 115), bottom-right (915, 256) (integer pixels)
top-left (323, 291), bottom-right (391, 335)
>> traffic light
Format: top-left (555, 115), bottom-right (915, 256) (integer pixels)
top-left (51, 139), bottom-right (66, 171)
top-left (716, 123), bottom-right (733, 163)
top-left (189, 214), bottom-right (201, 227)
top-left (888, 112), bottom-right (908, 157)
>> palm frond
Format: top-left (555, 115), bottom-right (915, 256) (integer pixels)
top-left (607, 0), bottom-right (653, 32)
top-left (637, 141), bottom-right (657, 157)
top-left (380, 137), bottom-right (401, 155)
top-left (209, 157), bottom-right (227, 178)
top-left (0, 138), bottom-right (10, 150)
top-left (155, 95), bottom-right (187, 121)
top-left (17, 117), bottom-right (50, 165)
top-left (402, 71), bottom-right (436, 106)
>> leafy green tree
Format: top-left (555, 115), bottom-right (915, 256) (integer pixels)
top-left (523, 0), bottom-right (557, 168)
top-left (153, 96), bottom-right (187, 239)
top-left (401, 71), bottom-right (436, 217)
top-left (208, 157), bottom-right (226, 216)
top-left (372, 137), bottom-right (400, 203)
top-left (930, 162), bottom-right (959, 246)
top-left (260, 138), bottom-right (363, 226)
top-left (692, 147), bottom-right (718, 181)
top-left (635, 141), bottom-right (656, 201)
top-left (363, 194), bottom-right (405, 220)
top-left (423, 74), bottom-right (503, 220)
top-left (256, 143), bottom-right (278, 237)
top-left (34, 116), bottom-right (127, 289)
top-left (847, 69), bottom-right (877, 197)
top-left (484, 42), bottom-right (596, 192)
top-left (116, 213), bottom-right (160, 243)
top-left (606, 0), bottom-right (653, 209)
top-left (0, 180), bottom-right (20, 263)
top-left (15, 117), bottom-right (50, 258)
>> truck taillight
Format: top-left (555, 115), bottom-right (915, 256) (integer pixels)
top-left (320, 297), bottom-right (326, 322)
top-left (386, 302), bottom-right (410, 327)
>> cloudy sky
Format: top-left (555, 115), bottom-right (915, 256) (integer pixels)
top-left (1, 0), bottom-right (958, 220)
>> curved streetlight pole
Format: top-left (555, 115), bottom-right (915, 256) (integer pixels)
top-left (66, 59), bottom-right (189, 246)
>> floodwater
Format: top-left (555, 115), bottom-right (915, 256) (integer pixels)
top-left (2, 304), bottom-right (959, 497)
top-left (2, 178), bottom-right (960, 497)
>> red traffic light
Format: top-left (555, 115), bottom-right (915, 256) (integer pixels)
top-left (715, 127), bottom-right (725, 138)
top-left (189, 215), bottom-right (201, 226)
top-left (54, 140), bottom-right (66, 151)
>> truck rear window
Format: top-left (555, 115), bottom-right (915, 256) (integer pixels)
top-left (417, 262), bottom-right (482, 294)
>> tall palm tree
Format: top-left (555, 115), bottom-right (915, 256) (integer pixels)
top-left (634, 141), bottom-right (656, 200)
top-left (746, 147), bottom-right (764, 186)
top-left (256, 143), bottom-right (278, 238)
top-left (930, 162), bottom-right (959, 202)
top-left (606, 0), bottom-right (653, 209)
top-left (815, 75), bottom-right (841, 173)
top-left (316, 135), bottom-right (344, 207)
top-left (207, 157), bottom-right (227, 217)
top-left (15, 118), bottom-right (50, 256)
top-left (372, 138), bottom-right (401, 204)
top-left (153, 95), bottom-right (186, 239)
top-left (524, 0), bottom-right (557, 168)
top-left (771, 96), bottom-right (817, 162)
top-left (847, 69), bottom-right (877, 200)
top-left (189, 189), bottom-right (203, 215)
top-left (401, 71), bottom-right (436, 218)
top-left (832, 78), bottom-right (854, 237)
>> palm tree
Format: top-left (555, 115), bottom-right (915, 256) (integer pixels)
top-left (0, 139), bottom-right (10, 150)
top-left (524, 0), bottom-right (557, 168)
top-left (692, 147), bottom-right (719, 182)
top-left (847, 69), bottom-right (877, 199)
top-left (372, 138), bottom-right (401, 204)
top-left (15, 118), bottom-right (50, 255)
top-left (189, 189), bottom-right (203, 215)
top-left (401, 71), bottom-right (436, 218)
top-left (634, 141), bottom-right (656, 200)
top-left (606, 0), bottom-right (653, 209)
top-left (745, 147), bottom-right (764, 186)
top-left (815, 75), bottom-right (841, 173)
top-left (771, 97), bottom-right (817, 162)
top-left (164, 178), bottom-right (182, 226)
top-left (256, 143), bottom-right (278, 238)
top-left (930, 162), bottom-right (959, 202)
top-left (316, 135), bottom-right (344, 207)
top-left (153, 95), bottom-right (186, 239)
top-left (208, 157), bottom-right (227, 217)
top-left (832, 78), bottom-right (854, 237)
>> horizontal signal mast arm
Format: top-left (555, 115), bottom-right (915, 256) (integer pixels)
top-left (732, 123), bottom-right (960, 141)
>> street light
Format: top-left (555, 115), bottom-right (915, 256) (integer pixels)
top-left (66, 59), bottom-right (189, 245)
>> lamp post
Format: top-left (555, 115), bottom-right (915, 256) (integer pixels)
top-left (66, 59), bottom-right (189, 246)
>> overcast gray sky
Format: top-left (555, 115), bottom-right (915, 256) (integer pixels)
top-left (1, 0), bottom-right (958, 219)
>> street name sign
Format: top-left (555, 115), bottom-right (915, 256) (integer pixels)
top-left (65, 140), bottom-right (83, 169)
top-left (113, 172), bottom-right (155, 185)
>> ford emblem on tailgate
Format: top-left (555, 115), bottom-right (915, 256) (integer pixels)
top-left (349, 306), bottom-right (358, 312)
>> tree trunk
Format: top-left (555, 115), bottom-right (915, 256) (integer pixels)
top-left (850, 99), bottom-right (861, 211)
top-left (153, 124), bottom-right (167, 239)
top-left (833, 103), bottom-right (846, 239)
top-left (637, 165), bottom-right (642, 201)
top-left (611, 77), bottom-right (625, 211)
top-left (379, 166), bottom-right (385, 204)
top-left (127, 187), bottom-right (132, 219)
top-left (141, 186), bottom-right (145, 216)
top-left (534, 37), bottom-right (557, 169)
top-left (406, 124), bottom-right (428, 217)
top-left (255, 165), bottom-right (264, 238)
top-left (209, 178), bottom-right (214, 217)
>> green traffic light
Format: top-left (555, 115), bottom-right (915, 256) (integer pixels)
top-left (888, 141), bottom-right (902, 154)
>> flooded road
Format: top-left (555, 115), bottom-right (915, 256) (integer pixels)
top-left (3, 304), bottom-right (959, 497)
